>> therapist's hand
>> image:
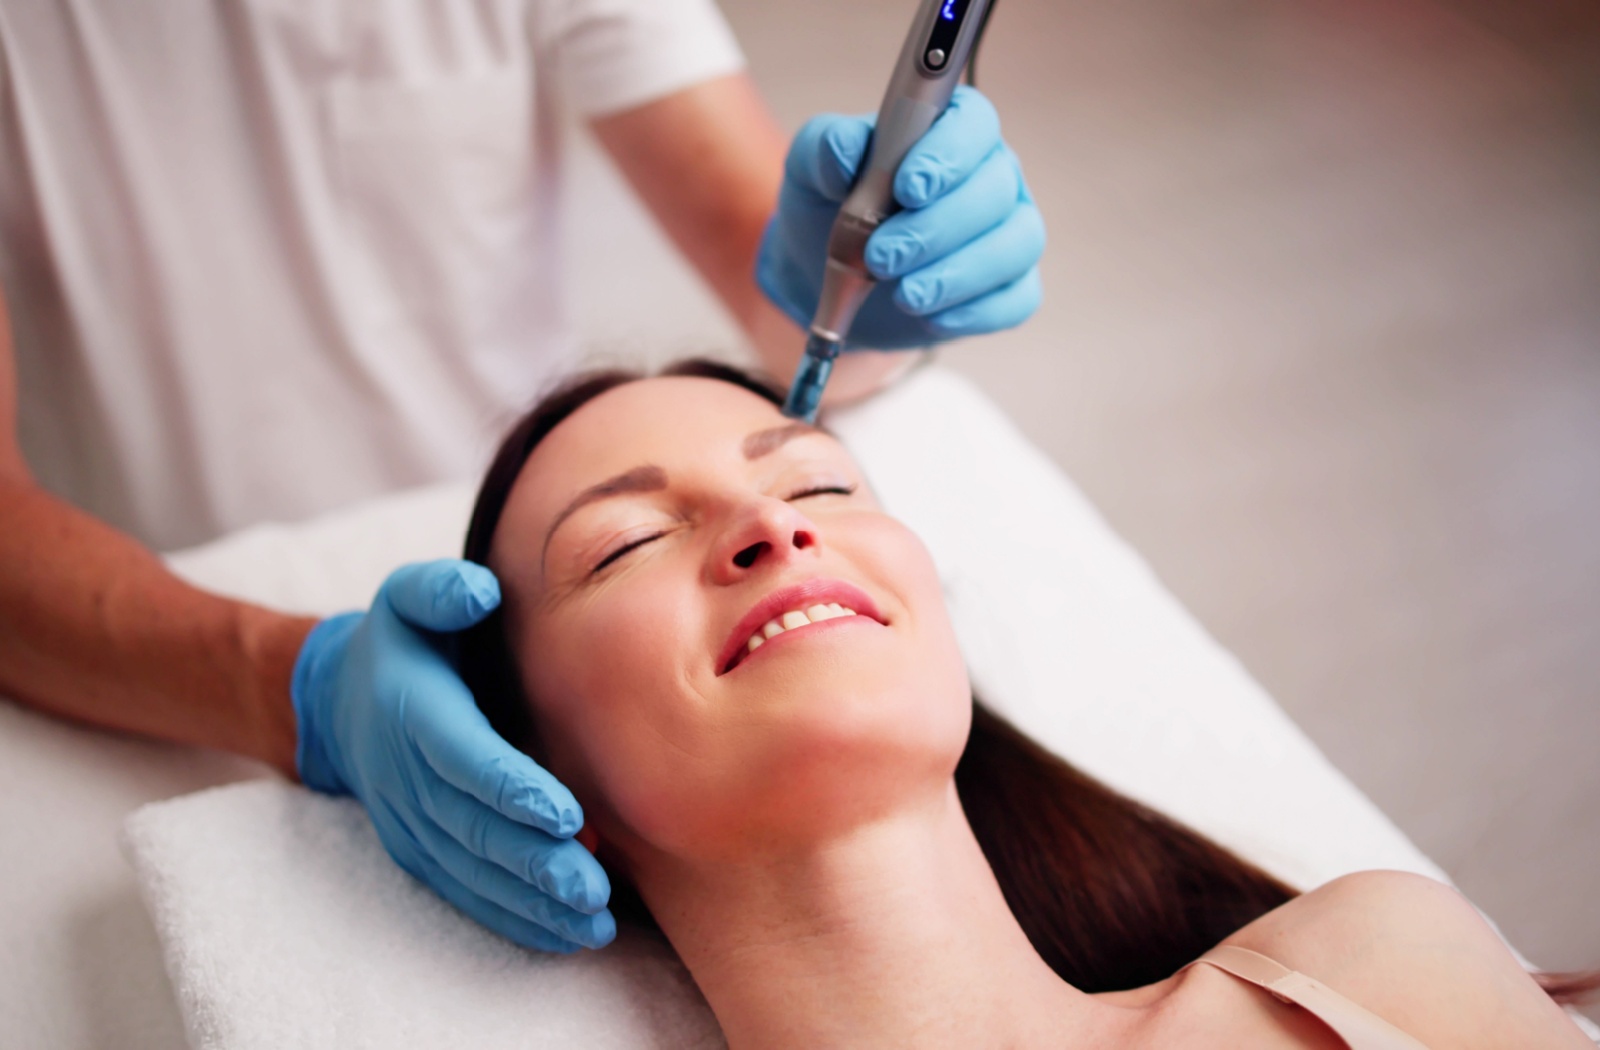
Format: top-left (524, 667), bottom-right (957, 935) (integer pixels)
top-left (291, 559), bottom-right (615, 953)
top-left (757, 85), bottom-right (1045, 352)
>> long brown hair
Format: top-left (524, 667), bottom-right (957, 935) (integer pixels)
top-left (459, 359), bottom-right (1597, 1004)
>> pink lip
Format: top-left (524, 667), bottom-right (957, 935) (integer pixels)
top-left (715, 578), bottom-right (888, 676)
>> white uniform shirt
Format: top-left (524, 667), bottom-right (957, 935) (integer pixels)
top-left (0, 0), bottom-right (744, 550)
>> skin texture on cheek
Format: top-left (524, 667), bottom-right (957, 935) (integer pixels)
top-left (507, 563), bottom-right (719, 855)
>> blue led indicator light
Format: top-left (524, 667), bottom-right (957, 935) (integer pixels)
top-left (941, 0), bottom-right (957, 20)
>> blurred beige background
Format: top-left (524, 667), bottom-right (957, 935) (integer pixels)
top-left (567, 0), bottom-right (1600, 1001)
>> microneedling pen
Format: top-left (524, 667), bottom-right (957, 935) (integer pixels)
top-left (781, 0), bottom-right (997, 423)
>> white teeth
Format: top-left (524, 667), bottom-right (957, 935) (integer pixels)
top-left (740, 603), bottom-right (868, 664)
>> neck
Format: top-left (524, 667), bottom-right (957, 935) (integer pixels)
top-left (631, 783), bottom-right (1118, 1050)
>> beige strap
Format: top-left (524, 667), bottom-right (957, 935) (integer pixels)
top-left (1186, 945), bottom-right (1431, 1050)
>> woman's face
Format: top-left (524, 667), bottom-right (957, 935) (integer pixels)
top-left (489, 376), bottom-right (971, 867)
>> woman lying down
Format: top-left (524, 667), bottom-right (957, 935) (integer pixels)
top-left (456, 359), bottom-right (1597, 1049)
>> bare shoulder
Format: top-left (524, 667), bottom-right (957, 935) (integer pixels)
top-left (1223, 870), bottom-right (1592, 1049)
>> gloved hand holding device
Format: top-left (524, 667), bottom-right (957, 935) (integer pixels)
top-left (758, 84), bottom-right (1045, 353)
top-left (291, 559), bottom-right (616, 953)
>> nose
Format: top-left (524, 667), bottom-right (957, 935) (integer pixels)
top-left (709, 497), bottom-right (820, 584)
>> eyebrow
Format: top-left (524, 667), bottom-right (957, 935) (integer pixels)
top-left (541, 465), bottom-right (668, 567)
top-left (742, 422), bottom-right (817, 460)
top-left (539, 423), bottom-right (824, 568)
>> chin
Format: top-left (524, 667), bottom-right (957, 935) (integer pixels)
top-left (621, 687), bottom-right (969, 862)
top-left (745, 641), bottom-right (964, 734)
top-left (746, 667), bottom-right (970, 814)
top-left (600, 635), bottom-right (973, 860)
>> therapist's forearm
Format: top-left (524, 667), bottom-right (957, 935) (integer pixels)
top-left (0, 476), bottom-right (312, 776)
top-left (591, 73), bottom-right (921, 406)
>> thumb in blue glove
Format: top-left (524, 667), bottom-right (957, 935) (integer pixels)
top-left (292, 558), bottom-right (615, 953)
top-left (757, 85), bottom-right (1045, 352)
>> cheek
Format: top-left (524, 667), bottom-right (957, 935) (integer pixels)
top-left (865, 517), bottom-right (966, 667)
top-left (559, 587), bottom-right (688, 694)
top-left (826, 516), bottom-right (973, 767)
top-left (515, 574), bottom-right (716, 835)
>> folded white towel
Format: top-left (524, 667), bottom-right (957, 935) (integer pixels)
top-left (129, 366), bottom-right (1485, 1048)
top-left (123, 782), bottom-right (722, 1050)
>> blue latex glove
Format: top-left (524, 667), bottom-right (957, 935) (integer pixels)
top-left (291, 559), bottom-right (615, 953)
top-left (757, 85), bottom-right (1045, 351)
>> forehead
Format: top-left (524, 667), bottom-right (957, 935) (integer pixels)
top-left (495, 376), bottom-right (816, 549)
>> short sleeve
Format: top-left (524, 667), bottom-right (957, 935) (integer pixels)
top-left (538, 0), bottom-right (746, 118)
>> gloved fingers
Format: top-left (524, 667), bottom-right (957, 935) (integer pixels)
top-left (865, 145), bottom-right (1019, 280)
top-left (372, 798), bottom-right (587, 953)
top-left (409, 811), bottom-right (617, 949)
top-left (396, 833), bottom-right (591, 954)
top-left (753, 215), bottom-right (816, 332)
top-left (380, 559), bottom-right (502, 633)
top-left (927, 267), bottom-right (1043, 339)
top-left (419, 775), bottom-right (610, 914)
top-left (785, 112), bottom-right (874, 204)
top-left (892, 199), bottom-right (1046, 317)
top-left (409, 697), bottom-right (583, 839)
top-left (892, 86), bottom-right (1003, 209)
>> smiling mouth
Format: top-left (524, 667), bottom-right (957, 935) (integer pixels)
top-left (715, 580), bottom-right (888, 677)
top-left (722, 603), bottom-right (862, 675)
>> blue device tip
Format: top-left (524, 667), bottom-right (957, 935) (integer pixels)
top-left (781, 335), bottom-right (843, 423)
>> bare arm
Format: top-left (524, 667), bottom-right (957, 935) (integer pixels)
top-left (590, 72), bottom-right (922, 405)
top-left (0, 284), bottom-right (312, 775)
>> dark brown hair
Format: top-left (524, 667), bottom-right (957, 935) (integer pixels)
top-left (459, 359), bottom-right (1597, 1004)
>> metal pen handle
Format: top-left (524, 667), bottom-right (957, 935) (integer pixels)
top-left (809, 0), bottom-right (995, 340)
top-left (784, 0), bottom-right (996, 422)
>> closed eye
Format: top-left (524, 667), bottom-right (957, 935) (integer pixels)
top-left (788, 483), bottom-right (858, 500)
top-left (591, 484), bottom-right (855, 573)
top-left (592, 533), bottom-right (663, 573)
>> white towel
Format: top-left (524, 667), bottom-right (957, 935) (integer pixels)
top-left (130, 365), bottom-right (1530, 1049)
top-left (122, 782), bottom-right (722, 1050)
